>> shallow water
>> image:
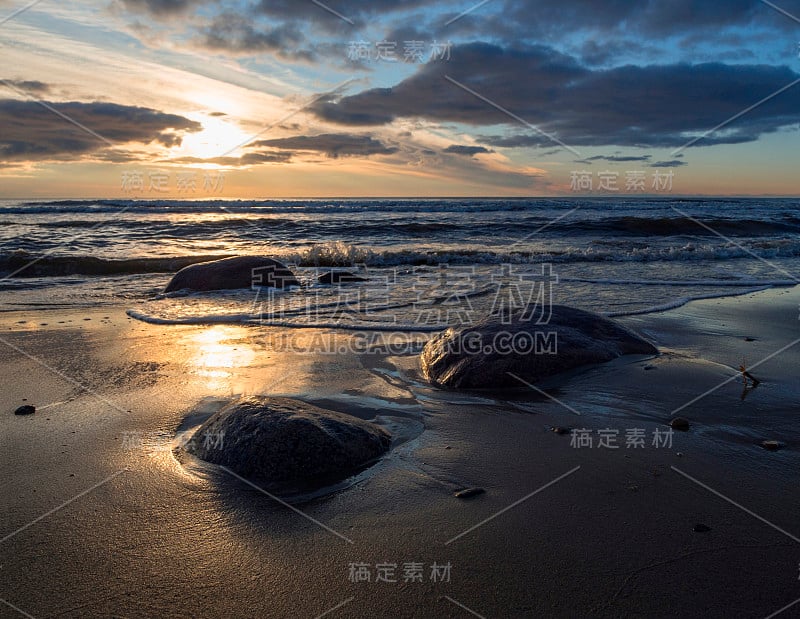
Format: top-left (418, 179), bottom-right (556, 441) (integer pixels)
top-left (1, 197), bottom-right (799, 323)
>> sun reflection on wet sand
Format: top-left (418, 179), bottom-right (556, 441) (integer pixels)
top-left (188, 326), bottom-right (258, 390)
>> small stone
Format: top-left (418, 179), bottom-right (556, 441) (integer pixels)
top-left (444, 445), bottom-right (452, 450)
top-left (455, 487), bottom-right (485, 499)
top-left (745, 337), bottom-right (756, 342)
top-left (670, 417), bottom-right (690, 431)
top-left (761, 440), bottom-right (783, 452)
top-left (644, 365), bottom-right (656, 371)
top-left (551, 426), bottom-right (571, 435)
top-left (693, 523), bottom-right (711, 533)
top-left (14, 405), bottom-right (35, 416)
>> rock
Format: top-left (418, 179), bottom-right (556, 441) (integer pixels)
top-left (317, 270), bottom-right (367, 285)
top-left (761, 440), bottom-right (783, 452)
top-left (455, 487), bottom-right (485, 499)
top-left (14, 405), bottom-right (35, 416)
top-left (551, 426), bottom-right (571, 435)
top-left (185, 397), bottom-right (391, 491)
top-left (693, 523), bottom-right (711, 533)
top-left (164, 256), bottom-right (300, 293)
top-left (420, 306), bottom-right (657, 389)
top-left (670, 417), bottom-right (690, 431)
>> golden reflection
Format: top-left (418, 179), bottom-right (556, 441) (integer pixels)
top-left (188, 326), bottom-right (257, 390)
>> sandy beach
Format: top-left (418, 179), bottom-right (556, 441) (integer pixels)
top-left (1, 285), bottom-right (798, 618)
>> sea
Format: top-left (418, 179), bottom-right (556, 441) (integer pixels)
top-left (1, 197), bottom-right (799, 329)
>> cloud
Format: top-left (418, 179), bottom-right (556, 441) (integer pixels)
top-left (167, 151), bottom-right (293, 167)
top-left (118, 0), bottom-right (202, 16)
top-left (252, 133), bottom-right (398, 158)
top-left (0, 98), bottom-right (202, 162)
top-left (253, 0), bottom-right (435, 23)
top-left (311, 42), bottom-right (800, 149)
top-left (1, 79), bottom-right (50, 94)
top-left (199, 13), bottom-right (314, 60)
top-left (449, 0), bottom-right (794, 48)
top-left (575, 155), bottom-right (653, 164)
top-left (650, 159), bottom-right (688, 168)
top-left (443, 145), bottom-right (493, 156)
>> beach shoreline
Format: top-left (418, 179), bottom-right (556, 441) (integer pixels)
top-left (1, 286), bottom-right (799, 618)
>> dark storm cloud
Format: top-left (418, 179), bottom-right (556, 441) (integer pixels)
top-left (0, 99), bottom-right (202, 161)
top-left (251, 134), bottom-right (398, 158)
top-left (311, 42), bottom-right (800, 149)
top-left (443, 145), bottom-right (492, 156)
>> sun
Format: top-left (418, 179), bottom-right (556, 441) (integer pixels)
top-left (177, 114), bottom-right (254, 161)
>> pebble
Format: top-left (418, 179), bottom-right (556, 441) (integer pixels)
top-left (551, 426), bottom-right (571, 435)
top-left (693, 523), bottom-right (711, 533)
top-left (644, 365), bottom-right (656, 371)
top-left (670, 417), bottom-right (690, 431)
top-left (744, 337), bottom-right (756, 342)
top-left (761, 440), bottom-right (783, 452)
top-left (14, 405), bottom-right (35, 416)
top-left (455, 487), bottom-right (485, 499)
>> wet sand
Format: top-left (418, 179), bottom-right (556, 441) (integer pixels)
top-left (1, 287), bottom-right (799, 618)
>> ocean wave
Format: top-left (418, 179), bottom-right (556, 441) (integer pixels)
top-left (281, 239), bottom-right (800, 267)
top-left (552, 215), bottom-right (800, 236)
top-left (5, 198), bottom-right (570, 215)
top-left (606, 286), bottom-right (773, 317)
top-left (5, 237), bottom-right (800, 278)
top-left (0, 251), bottom-right (226, 278)
top-left (561, 277), bottom-right (797, 287)
top-left (125, 309), bottom-right (445, 331)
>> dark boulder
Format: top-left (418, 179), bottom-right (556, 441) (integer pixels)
top-left (14, 405), bottom-right (35, 416)
top-left (185, 397), bottom-right (391, 491)
top-left (421, 306), bottom-right (657, 389)
top-left (164, 256), bottom-right (299, 293)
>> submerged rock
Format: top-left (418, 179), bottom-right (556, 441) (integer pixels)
top-left (455, 487), bottom-right (485, 499)
top-left (164, 256), bottom-right (300, 293)
top-left (420, 306), bottom-right (657, 389)
top-left (185, 397), bottom-right (391, 491)
top-left (761, 440), bottom-right (783, 452)
top-left (14, 405), bottom-right (35, 416)
top-left (670, 417), bottom-right (690, 431)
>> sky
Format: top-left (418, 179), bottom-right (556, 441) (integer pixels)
top-left (1, 0), bottom-right (800, 198)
